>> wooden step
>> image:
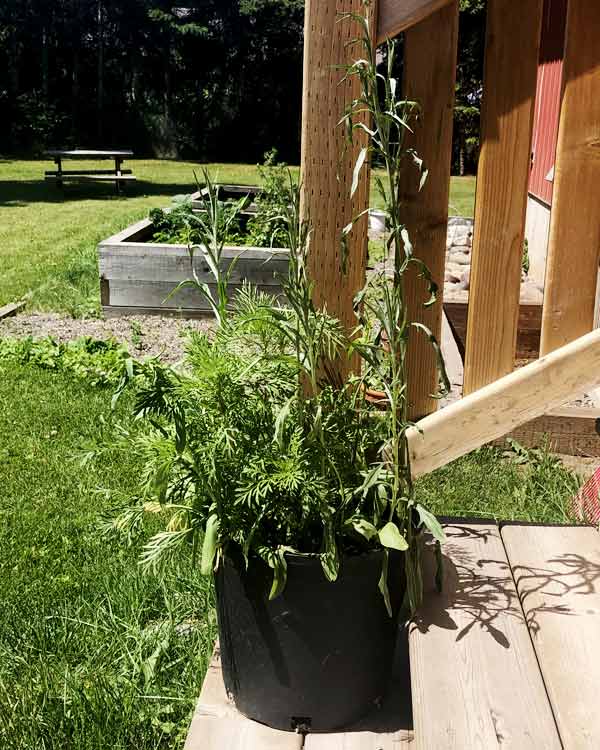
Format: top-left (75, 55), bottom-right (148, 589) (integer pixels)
top-left (501, 524), bottom-right (600, 749)
top-left (409, 522), bottom-right (561, 749)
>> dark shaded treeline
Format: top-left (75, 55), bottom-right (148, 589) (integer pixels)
top-left (0, 0), bottom-right (484, 169)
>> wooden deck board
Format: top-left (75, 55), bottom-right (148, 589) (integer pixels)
top-left (501, 524), bottom-right (600, 749)
top-left (409, 523), bottom-right (561, 749)
top-left (184, 646), bottom-right (304, 750)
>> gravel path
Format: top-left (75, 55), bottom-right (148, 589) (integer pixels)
top-left (0, 312), bottom-right (214, 365)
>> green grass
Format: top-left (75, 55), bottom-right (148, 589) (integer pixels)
top-left (0, 365), bottom-right (216, 749)
top-left (0, 159), bottom-right (476, 314)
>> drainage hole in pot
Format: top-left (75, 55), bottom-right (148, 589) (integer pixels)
top-left (291, 716), bottom-right (312, 733)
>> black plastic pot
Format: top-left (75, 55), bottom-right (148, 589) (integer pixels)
top-left (215, 548), bottom-right (406, 732)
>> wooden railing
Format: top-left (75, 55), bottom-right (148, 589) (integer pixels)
top-left (301, 0), bottom-right (600, 442)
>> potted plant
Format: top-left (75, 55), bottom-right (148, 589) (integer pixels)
top-left (107, 5), bottom-right (447, 733)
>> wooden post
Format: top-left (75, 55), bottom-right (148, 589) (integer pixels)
top-left (462, 0), bottom-right (543, 394)
top-left (401, 1), bottom-right (459, 419)
top-left (301, 0), bottom-right (377, 376)
top-left (540, 0), bottom-right (600, 355)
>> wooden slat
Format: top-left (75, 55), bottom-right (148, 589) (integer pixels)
top-left (184, 647), bottom-right (304, 750)
top-left (99, 246), bottom-right (288, 285)
top-left (301, 0), bottom-right (376, 377)
top-left (446, 300), bottom-right (542, 361)
top-left (463, 0), bottom-right (543, 394)
top-left (501, 525), bottom-right (600, 748)
top-left (407, 327), bottom-right (600, 478)
top-left (376, 0), bottom-right (451, 44)
top-left (441, 312), bottom-right (463, 395)
top-left (540, 0), bottom-right (600, 355)
top-left (400, 1), bottom-right (459, 419)
top-left (44, 169), bottom-right (133, 176)
top-left (410, 523), bottom-right (561, 749)
top-left (45, 149), bottom-right (133, 158)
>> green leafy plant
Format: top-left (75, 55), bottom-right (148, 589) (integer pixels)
top-left (106, 3), bottom-right (447, 614)
top-left (245, 149), bottom-right (293, 248)
top-left (0, 336), bottom-right (135, 387)
top-left (339, 2), bottom-right (450, 609)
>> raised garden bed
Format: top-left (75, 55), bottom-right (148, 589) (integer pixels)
top-left (98, 185), bottom-right (289, 318)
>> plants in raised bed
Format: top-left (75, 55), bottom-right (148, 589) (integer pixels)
top-left (147, 151), bottom-right (292, 249)
top-left (104, 2), bottom-right (447, 733)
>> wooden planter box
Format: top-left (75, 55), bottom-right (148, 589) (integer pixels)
top-left (98, 215), bottom-right (289, 318)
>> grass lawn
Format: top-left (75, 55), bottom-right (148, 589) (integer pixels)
top-left (0, 365), bottom-right (216, 749)
top-left (0, 159), bottom-right (476, 314)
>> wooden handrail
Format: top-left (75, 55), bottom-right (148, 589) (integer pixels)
top-left (408, 327), bottom-right (600, 477)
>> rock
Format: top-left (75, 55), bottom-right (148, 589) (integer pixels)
top-left (449, 251), bottom-right (471, 266)
top-left (459, 267), bottom-right (471, 290)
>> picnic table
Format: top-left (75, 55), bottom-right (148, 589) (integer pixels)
top-left (185, 521), bottom-right (600, 749)
top-left (44, 149), bottom-right (136, 193)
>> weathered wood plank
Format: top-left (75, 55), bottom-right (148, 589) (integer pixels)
top-left (463, 0), bottom-right (543, 394)
top-left (441, 312), bottom-right (463, 395)
top-left (410, 523), bottom-right (561, 749)
top-left (408, 328), bottom-right (600, 478)
top-left (0, 301), bottom-right (25, 321)
top-left (99, 246), bottom-right (288, 286)
top-left (401, 1), bottom-right (459, 420)
top-left (445, 301), bottom-right (542, 361)
top-left (102, 305), bottom-right (212, 320)
top-left (501, 524), bottom-right (600, 748)
top-left (301, 0), bottom-right (376, 377)
top-left (376, 0), bottom-right (451, 44)
top-left (184, 647), bottom-right (304, 750)
top-left (105, 280), bottom-right (283, 310)
top-left (540, 0), bottom-right (600, 354)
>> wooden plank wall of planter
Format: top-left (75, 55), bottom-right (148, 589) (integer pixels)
top-left (462, 0), bottom-right (543, 395)
top-left (300, 0), bottom-right (376, 378)
top-left (540, 0), bottom-right (600, 355)
top-left (98, 218), bottom-right (288, 317)
top-left (400, 2), bottom-right (458, 419)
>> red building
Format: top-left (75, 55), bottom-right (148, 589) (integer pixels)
top-left (525, 0), bottom-right (568, 283)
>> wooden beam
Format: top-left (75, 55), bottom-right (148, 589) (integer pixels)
top-left (463, 0), bottom-right (543, 394)
top-left (301, 0), bottom-right (377, 378)
top-left (408, 327), bottom-right (600, 477)
top-left (400, 2), bottom-right (459, 419)
top-left (540, 0), bottom-right (600, 354)
top-left (376, 0), bottom-right (452, 45)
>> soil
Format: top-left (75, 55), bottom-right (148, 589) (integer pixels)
top-left (0, 312), bottom-right (214, 366)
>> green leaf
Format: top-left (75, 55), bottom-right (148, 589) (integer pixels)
top-left (351, 147), bottom-right (368, 198)
top-left (344, 517), bottom-right (378, 542)
top-left (416, 504), bottom-right (446, 544)
top-left (378, 549), bottom-right (392, 616)
top-left (201, 514), bottom-right (219, 576)
top-left (378, 521), bottom-right (409, 551)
